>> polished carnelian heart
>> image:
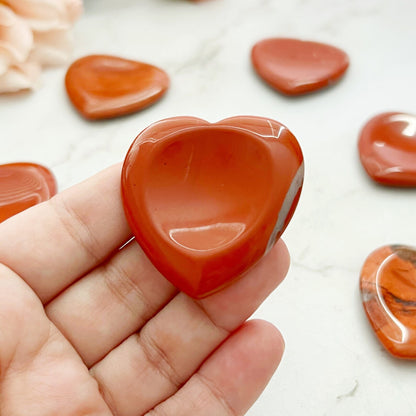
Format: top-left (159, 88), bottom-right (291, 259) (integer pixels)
top-left (65, 55), bottom-right (170, 120)
top-left (251, 38), bottom-right (349, 95)
top-left (360, 245), bottom-right (416, 359)
top-left (0, 162), bottom-right (57, 223)
top-left (121, 116), bottom-right (304, 298)
top-left (358, 112), bottom-right (416, 186)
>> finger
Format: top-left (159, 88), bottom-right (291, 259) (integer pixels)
top-left (90, 240), bottom-right (289, 416)
top-left (0, 263), bottom-right (44, 373)
top-left (147, 320), bottom-right (285, 416)
top-left (0, 164), bottom-right (132, 303)
top-left (45, 231), bottom-right (287, 368)
top-left (0, 264), bottom-right (112, 415)
top-left (46, 240), bottom-right (177, 367)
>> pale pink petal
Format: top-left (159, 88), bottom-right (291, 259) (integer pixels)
top-left (4, 0), bottom-right (82, 31)
top-left (63, 0), bottom-right (83, 23)
top-left (31, 28), bottom-right (73, 67)
top-left (0, 4), bottom-right (33, 67)
top-left (0, 54), bottom-right (10, 75)
top-left (0, 60), bottom-right (41, 93)
top-left (0, 0), bottom-right (82, 94)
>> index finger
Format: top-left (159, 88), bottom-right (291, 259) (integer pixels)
top-left (0, 164), bottom-right (132, 303)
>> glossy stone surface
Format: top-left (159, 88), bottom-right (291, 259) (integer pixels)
top-left (0, 162), bottom-right (57, 223)
top-left (251, 38), bottom-right (349, 95)
top-left (65, 55), bottom-right (170, 120)
top-left (358, 112), bottom-right (416, 186)
top-left (360, 245), bottom-right (416, 359)
top-left (122, 116), bottom-right (304, 298)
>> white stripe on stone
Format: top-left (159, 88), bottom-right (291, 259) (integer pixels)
top-left (266, 162), bottom-right (304, 253)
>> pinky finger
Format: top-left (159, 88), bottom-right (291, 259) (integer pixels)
top-left (146, 319), bottom-right (285, 416)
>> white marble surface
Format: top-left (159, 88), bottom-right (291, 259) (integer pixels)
top-left (1, 0), bottom-right (416, 414)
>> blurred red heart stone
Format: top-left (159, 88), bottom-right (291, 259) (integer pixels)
top-left (358, 112), bottom-right (416, 186)
top-left (65, 55), bottom-right (169, 120)
top-left (251, 38), bottom-right (349, 95)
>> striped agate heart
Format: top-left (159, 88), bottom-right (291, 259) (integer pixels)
top-left (0, 162), bottom-right (56, 223)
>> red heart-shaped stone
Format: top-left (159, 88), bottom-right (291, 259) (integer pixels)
top-left (358, 112), bottom-right (416, 186)
top-left (360, 245), bottom-right (416, 359)
top-left (251, 38), bottom-right (349, 95)
top-left (121, 116), bottom-right (304, 298)
top-left (65, 55), bottom-right (170, 120)
top-left (0, 162), bottom-right (56, 223)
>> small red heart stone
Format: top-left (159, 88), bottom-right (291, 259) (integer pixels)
top-left (0, 162), bottom-right (57, 223)
top-left (65, 55), bottom-right (170, 120)
top-left (251, 38), bottom-right (349, 95)
top-left (358, 112), bottom-right (416, 186)
top-left (121, 116), bottom-right (304, 298)
top-left (360, 245), bottom-right (416, 359)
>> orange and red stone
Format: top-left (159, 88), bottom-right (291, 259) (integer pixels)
top-left (0, 162), bottom-right (57, 223)
top-left (65, 55), bottom-right (169, 120)
top-left (251, 38), bottom-right (349, 95)
top-left (358, 112), bottom-right (416, 186)
top-left (121, 116), bottom-right (304, 298)
top-left (360, 245), bottom-right (416, 359)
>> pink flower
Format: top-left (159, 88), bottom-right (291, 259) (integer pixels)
top-left (0, 0), bottom-right (82, 93)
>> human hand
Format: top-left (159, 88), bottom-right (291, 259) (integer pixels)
top-left (0, 164), bottom-right (289, 416)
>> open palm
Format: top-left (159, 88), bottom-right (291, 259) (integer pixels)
top-left (0, 165), bottom-right (289, 416)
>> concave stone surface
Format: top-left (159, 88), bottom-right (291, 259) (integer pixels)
top-left (360, 245), bottom-right (416, 359)
top-left (358, 112), bottom-right (416, 186)
top-left (65, 55), bottom-right (170, 120)
top-left (251, 38), bottom-right (349, 95)
top-left (121, 116), bottom-right (304, 298)
top-left (0, 162), bottom-right (57, 223)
